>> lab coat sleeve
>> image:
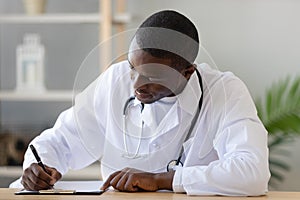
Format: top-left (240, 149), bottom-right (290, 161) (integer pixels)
top-left (173, 76), bottom-right (270, 196)
top-left (23, 78), bottom-right (105, 175)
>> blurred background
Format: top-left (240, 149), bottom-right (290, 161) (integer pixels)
top-left (0, 0), bottom-right (299, 191)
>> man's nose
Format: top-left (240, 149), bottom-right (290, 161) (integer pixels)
top-left (133, 74), bottom-right (150, 89)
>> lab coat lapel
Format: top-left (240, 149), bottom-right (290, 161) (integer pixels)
top-left (154, 102), bottom-right (179, 135)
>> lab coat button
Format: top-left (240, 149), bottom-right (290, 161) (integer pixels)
top-left (152, 143), bottom-right (160, 149)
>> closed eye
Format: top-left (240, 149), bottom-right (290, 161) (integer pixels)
top-left (128, 60), bottom-right (135, 70)
top-left (129, 65), bottom-right (135, 70)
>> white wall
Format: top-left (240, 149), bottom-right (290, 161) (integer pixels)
top-left (127, 0), bottom-right (300, 191)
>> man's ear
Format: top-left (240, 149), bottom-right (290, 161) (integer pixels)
top-left (182, 64), bottom-right (196, 80)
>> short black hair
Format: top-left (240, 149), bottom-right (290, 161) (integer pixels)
top-left (134, 10), bottom-right (199, 68)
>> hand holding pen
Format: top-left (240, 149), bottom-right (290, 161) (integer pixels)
top-left (21, 144), bottom-right (62, 191)
top-left (30, 145), bottom-right (49, 174)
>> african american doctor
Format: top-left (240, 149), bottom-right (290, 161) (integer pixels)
top-left (15, 10), bottom-right (270, 196)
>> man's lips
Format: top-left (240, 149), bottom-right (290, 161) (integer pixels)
top-left (135, 90), bottom-right (153, 100)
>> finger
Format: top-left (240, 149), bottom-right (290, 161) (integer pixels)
top-left (22, 165), bottom-right (47, 190)
top-left (100, 170), bottom-right (122, 190)
top-left (29, 165), bottom-right (54, 189)
top-left (32, 165), bottom-right (54, 185)
top-left (21, 178), bottom-right (32, 191)
top-left (124, 175), bottom-right (139, 192)
top-left (50, 169), bottom-right (62, 180)
top-left (22, 171), bottom-right (49, 191)
top-left (25, 175), bottom-right (43, 191)
top-left (115, 172), bottom-right (129, 191)
top-left (110, 171), bottom-right (127, 190)
top-left (28, 168), bottom-right (53, 190)
top-left (21, 168), bottom-right (36, 191)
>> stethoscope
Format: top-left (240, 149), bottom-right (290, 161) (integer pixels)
top-left (122, 68), bottom-right (203, 171)
top-left (122, 96), bottom-right (145, 159)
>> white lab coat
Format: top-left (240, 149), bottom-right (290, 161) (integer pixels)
top-left (19, 61), bottom-right (270, 196)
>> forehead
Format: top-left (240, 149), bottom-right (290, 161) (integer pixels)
top-left (128, 43), bottom-right (188, 89)
top-left (128, 50), bottom-right (176, 79)
top-left (128, 49), bottom-right (172, 67)
top-left (128, 38), bottom-right (173, 66)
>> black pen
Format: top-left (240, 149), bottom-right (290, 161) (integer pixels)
top-left (29, 144), bottom-right (49, 174)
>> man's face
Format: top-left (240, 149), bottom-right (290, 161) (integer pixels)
top-left (128, 49), bottom-right (187, 104)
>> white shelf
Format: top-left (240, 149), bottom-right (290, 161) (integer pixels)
top-left (0, 90), bottom-right (75, 101)
top-left (0, 166), bottom-right (22, 178)
top-left (0, 13), bottom-right (131, 24)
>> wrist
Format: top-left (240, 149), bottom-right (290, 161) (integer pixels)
top-left (154, 171), bottom-right (175, 190)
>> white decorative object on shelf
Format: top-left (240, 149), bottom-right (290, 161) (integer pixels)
top-left (16, 34), bottom-right (45, 92)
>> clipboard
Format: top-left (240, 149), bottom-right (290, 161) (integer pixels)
top-left (14, 180), bottom-right (104, 195)
top-left (14, 189), bottom-right (104, 195)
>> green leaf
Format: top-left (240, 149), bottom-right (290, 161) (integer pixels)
top-left (270, 170), bottom-right (285, 182)
top-left (266, 89), bottom-right (273, 121)
top-left (269, 159), bottom-right (290, 171)
top-left (288, 77), bottom-right (300, 105)
top-left (268, 133), bottom-right (292, 149)
top-left (266, 113), bottom-right (300, 134)
top-left (255, 74), bottom-right (300, 186)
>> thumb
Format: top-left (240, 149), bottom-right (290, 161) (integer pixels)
top-left (45, 166), bottom-right (62, 185)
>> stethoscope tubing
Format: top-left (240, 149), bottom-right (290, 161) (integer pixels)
top-left (122, 68), bottom-right (203, 170)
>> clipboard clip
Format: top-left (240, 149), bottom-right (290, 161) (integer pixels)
top-left (39, 189), bottom-right (75, 194)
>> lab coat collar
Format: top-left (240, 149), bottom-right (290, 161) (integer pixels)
top-left (142, 68), bottom-right (202, 136)
top-left (130, 68), bottom-right (201, 136)
top-left (129, 95), bottom-right (179, 135)
top-left (176, 69), bottom-right (202, 116)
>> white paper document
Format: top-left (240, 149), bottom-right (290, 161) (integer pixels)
top-left (54, 180), bottom-right (103, 191)
top-left (14, 181), bottom-right (104, 195)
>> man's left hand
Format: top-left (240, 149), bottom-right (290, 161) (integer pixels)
top-left (100, 167), bottom-right (175, 192)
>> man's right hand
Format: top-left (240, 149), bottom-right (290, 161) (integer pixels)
top-left (21, 163), bottom-right (62, 191)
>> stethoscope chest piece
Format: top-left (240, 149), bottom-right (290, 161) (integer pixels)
top-left (167, 159), bottom-right (183, 172)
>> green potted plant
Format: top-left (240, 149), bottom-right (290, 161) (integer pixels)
top-left (255, 75), bottom-right (300, 188)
